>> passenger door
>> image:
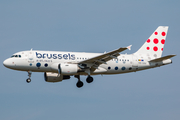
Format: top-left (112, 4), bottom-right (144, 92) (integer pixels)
top-left (28, 51), bottom-right (34, 63)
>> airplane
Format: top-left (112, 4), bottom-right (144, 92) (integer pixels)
top-left (3, 26), bottom-right (176, 88)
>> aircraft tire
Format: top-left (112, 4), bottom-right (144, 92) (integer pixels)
top-left (76, 81), bottom-right (83, 88)
top-left (86, 76), bottom-right (93, 83)
top-left (26, 78), bottom-right (31, 83)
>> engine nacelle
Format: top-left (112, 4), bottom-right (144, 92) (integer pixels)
top-left (44, 72), bottom-right (70, 83)
top-left (61, 63), bottom-right (78, 74)
top-left (51, 63), bottom-right (79, 75)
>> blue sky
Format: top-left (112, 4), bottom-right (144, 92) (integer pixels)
top-left (0, 0), bottom-right (180, 120)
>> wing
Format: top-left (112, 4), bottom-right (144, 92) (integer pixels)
top-left (78, 45), bottom-right (132, 71)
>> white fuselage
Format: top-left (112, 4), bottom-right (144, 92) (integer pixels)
top-left (3, 50), bottom-right (172, 75)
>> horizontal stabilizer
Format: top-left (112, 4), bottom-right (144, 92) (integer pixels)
top-left (149, 55), bottom-right (176, 62)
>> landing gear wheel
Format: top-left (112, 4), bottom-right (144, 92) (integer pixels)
top-left (86, 76), bottom-right (93, 83)
top-left (26, 78), bottom-right (31, 83)
top-left (76, 81), bottom-right (84, 88)
top-left (26, 71), bottom-right (32, 83)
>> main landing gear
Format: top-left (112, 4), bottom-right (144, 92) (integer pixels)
top-left (74, 75), bottom-right (83, 88)
top-left (86, 75), bottom-right (93, 83)
top-left (74, 75), bottom-right (94, 88)
top-left (26, 71), bottom-right (32, 83)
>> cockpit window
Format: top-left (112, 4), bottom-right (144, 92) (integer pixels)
top-left (11, 55), bottom-right (21, 58)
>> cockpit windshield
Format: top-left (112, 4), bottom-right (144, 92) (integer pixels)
top-left (11, 55), bottom-right (21, 58)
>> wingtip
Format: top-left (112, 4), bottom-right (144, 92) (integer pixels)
top-left (127, 45), bottom-right (132, 50)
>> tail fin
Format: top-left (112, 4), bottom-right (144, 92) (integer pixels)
top-left (135, 26), bottom-right (168, 58)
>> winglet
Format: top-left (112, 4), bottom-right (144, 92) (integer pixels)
top-left (127, 45), bottom-right (132, 50)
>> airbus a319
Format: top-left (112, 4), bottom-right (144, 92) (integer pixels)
top-left (3, 26), bottom-right (175, 88)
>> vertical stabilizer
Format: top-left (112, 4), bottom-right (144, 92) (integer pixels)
top-left (135, 26), bottom-right (168, 58)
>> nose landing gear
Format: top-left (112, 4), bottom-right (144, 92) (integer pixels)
top-left (26, 71), bottom-right (32, 83)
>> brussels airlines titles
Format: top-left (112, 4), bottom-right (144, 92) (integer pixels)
top-left (36, 52), bottom-right (75, 60)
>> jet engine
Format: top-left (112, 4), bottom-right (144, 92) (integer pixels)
top-left (51, 63), bottom-right (79, 75)
top-left (44, 72), bottom-right (70, 82)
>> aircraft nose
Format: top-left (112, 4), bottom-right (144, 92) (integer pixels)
top-left (3, 59), bottom-right (12, 68)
